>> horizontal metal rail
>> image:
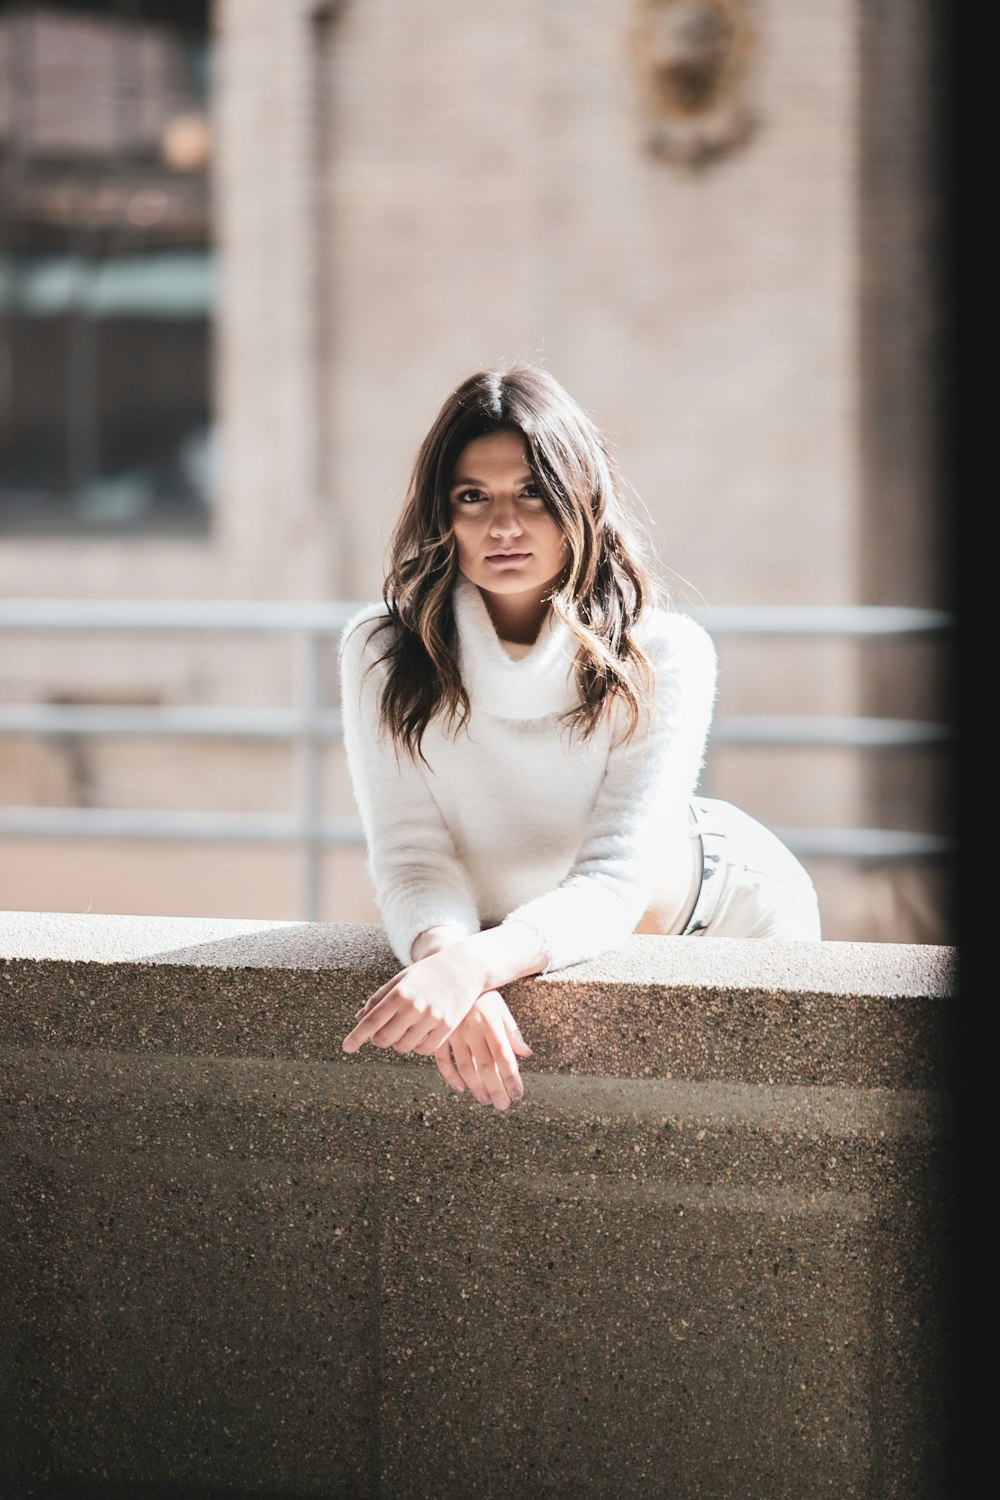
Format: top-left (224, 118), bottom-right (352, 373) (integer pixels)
top-left (0, 599), bottom-right (952, 635)
top-left (0, 600), bottom-right (956, 918)
top-left (688, 605), bottom-right (951, 637)
top-left (0, 704), bottom-right (344, 739)
top-left (711, 715), bottom-right (952, 748)
top-left (0, 807), bottom-right (362, 843)
top-left (0, 599), bottom-right (365, 633)
top-left (0, 703), bottom-right (952, 748)
top-left (0, 806), bottom-right (952, 862)
top-left (770, 827), bottom-right (952, 860)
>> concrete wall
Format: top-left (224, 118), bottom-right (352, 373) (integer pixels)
top-left (0, 912), bottom-right (956, 1498)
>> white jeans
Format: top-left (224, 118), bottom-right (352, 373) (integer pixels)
top-left (677, 797), bottom-right (822, 940)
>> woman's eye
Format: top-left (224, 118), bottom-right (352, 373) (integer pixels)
top-left (456, 490), bottom-right (486, 505)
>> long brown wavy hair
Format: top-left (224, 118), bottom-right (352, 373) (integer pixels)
top-left (363, 362), bottom-right (658, 760)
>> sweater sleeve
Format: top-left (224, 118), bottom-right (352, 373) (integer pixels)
top-left (500, 613), bottom-right (718, 972)
top-left (338, 608), bottom-right (482, 965)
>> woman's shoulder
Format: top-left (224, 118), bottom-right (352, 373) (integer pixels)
top-left (338, 600), bottom-right (395, 679)
top-left (636, 605), bottom-right (717, 673)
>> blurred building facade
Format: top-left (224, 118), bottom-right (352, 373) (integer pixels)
top-left (0, 0), bottom-right (952, 941)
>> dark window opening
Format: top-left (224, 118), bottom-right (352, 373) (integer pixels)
top-left (0, 1), bottom-right (213, 536)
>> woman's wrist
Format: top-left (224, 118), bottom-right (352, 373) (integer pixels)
top-left (450, 922), bottom-right (548, 993)
top-left (409, 921), bottom-right (549, 994)
top-left (410, 925), bottom-right (470, 962)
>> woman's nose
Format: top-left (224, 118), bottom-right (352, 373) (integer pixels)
top-left (490, 505), bottom-right (523, 537)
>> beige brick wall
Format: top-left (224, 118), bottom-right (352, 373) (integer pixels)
top-left (324, 0), bottom-right (860, 606)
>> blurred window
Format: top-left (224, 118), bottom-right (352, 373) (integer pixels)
top-left (0, 1), bottom-right (213, 536)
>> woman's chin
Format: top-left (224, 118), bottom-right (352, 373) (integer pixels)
top-left (461, 565), bottom-right (566, 600)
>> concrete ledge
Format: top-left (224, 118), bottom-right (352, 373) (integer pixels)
top-left (0, 911), bottom-right (955, 1087)
top-left (1, 912), bottom-right (956, 1499)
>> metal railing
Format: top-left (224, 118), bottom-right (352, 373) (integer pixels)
top-left (0, 600), bottom-right (954, 920)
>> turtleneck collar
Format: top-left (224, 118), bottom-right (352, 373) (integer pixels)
top-left (452, 575), bottom-right (580, 721)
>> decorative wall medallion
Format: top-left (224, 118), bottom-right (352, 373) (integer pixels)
top-left (628, 0), bottom-right (760, 169)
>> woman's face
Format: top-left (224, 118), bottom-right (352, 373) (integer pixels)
top-left (448, 429), bottom-right (569, 605)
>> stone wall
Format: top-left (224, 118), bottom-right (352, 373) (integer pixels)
top-left (0, 911), bottom-right (956, 1498)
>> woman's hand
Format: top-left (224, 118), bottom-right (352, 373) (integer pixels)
top-left (341, 924), bottom-right (541, 1107)
top-left (341, 944), bottom-right (489, 1057)
top-left (430, 991), bottom-right (533, 1112)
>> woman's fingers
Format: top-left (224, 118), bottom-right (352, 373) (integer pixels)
top-left (501, 1010), bottom-right (533, 1058)
top-left (345, 986), bottom-right (531, 1115)
top-left (442, 997), bottom-right (528, 1110)
top-left (433, 1043), bottom-right (466, 1094)
top-left (462, 1010), bottom-right (523, 1110)
top-left (434, 1032), bottom-right (524, 1111)
top-left (482, 1028), bottom-right (524, 1105)
top-left (345, 1004), bottom-right (465, 1058)
top-left (449, 1038), bottom-right (492, 1107)
top-left (342, 1005), bottom-right (387, 1052)
top-left (353, 970), bottom-right (405, 1019)
top-left (472, 1041), bottom-right (517, 1111)
top-left (410, 1015), bottom-right (465, 1056)
top-left (477, 996), bottom-right (529, 1092)
top-left (382, 1023), bottom-right (429, 1054)
top-left (343, 994), bottom-right (420, 1053)
top-left (411, 1032), bottom-right (442, 1057)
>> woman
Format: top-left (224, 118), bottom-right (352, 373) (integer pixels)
top-left (339, 363), bottom-right (820, 1109)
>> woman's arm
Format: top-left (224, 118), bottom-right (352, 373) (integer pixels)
top-left (498, 613), bottom-right (718, 972)
top-left (339, 611), bottom-right (481, 964)
top-left (340, 615), bottom-right (542, 1106)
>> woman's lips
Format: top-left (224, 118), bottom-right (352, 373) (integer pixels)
top-left (486, 551), bottom-right (530, 564)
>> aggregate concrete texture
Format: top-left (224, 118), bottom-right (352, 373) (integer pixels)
top-left (1, 912), bottom-right (956, 1500)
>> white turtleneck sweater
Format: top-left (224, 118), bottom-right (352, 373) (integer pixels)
top-left (338, 577), bottom-right (718, 973)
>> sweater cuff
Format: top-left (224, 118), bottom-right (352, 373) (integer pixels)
top-left (383, 904), bottom-right (481, 969)
top-left (497, 915), bottom-right (554, 977)
top-left (501, 885), bottom-right (640, 974)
